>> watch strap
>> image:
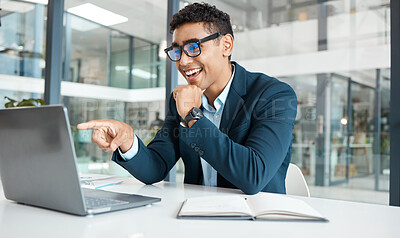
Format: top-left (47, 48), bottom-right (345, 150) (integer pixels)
top-left (184, 107), bottom-right (203, 127)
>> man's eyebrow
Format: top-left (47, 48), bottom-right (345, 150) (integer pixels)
top-left (171, 38), bottom-right (199, 47)
top-left (183, 38), bottom-right (199, 44)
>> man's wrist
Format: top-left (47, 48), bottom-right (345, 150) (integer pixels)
top-left (187, 119), bottom-right (198, 128)
top-left (184, 107), bottom-right (203, 127)
top-left (119, 138), bottom-right (134, 153)
top-left (119, 135), bottom-right (139, 161)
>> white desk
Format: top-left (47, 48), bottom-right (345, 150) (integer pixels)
top-left (0, 176), bottom-right (399, 238)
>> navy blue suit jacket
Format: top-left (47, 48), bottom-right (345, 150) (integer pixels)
top-left (112, 62), bottom-right (297, 195)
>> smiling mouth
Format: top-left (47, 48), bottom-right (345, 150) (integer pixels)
top-left (184, 68), bottom-right (203, 78)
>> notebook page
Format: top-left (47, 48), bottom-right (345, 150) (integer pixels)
top-left (179, 195), bottom-right (252, 216)
top-left (247, 193), bottom-right (325, 219)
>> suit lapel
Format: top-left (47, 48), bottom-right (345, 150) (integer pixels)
top-left (219, 62), bottom-right (247, 134)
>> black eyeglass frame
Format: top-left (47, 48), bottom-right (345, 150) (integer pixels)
top-left (164, 32), bottom-right (223, 62)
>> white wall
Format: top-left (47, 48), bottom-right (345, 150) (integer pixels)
top-left (0, 74), bottom-right (165, 103)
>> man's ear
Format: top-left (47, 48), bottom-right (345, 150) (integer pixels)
top-left (221, 34), bottom-right (234, 58)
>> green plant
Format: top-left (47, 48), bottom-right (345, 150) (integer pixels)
top-left (4, 96), bottom-right (45, 108)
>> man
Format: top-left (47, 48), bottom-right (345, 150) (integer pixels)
top-left (78, 3), bottom-right (297, 195)
top-left (149, 112), bottom-right (164, 130)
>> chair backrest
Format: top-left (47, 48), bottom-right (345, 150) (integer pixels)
top-left (285, 163), bottom-right (310, 197)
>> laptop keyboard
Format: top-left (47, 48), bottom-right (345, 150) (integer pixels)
top-left (84, 196), bottom-right (129, 209)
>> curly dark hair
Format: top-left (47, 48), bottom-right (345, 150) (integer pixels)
top-left (169, 2), bottom-right (234, 39)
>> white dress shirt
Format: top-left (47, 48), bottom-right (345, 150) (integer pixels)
top-left (119, 64), bottom-right (236, 187)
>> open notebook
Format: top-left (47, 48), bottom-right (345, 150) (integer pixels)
top-left (178, 193), bottom-right (328, 221)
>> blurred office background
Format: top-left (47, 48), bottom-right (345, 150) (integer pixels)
top-left (0, 0), bottom-right (392, 205)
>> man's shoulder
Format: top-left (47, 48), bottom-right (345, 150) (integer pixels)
top-left (234, 61), bottom-right (279, 84)
top-left (234, 62), bottom-right (294, 96)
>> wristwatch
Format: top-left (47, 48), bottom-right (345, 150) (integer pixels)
top-left (184, 107), bottom-right (204, 127)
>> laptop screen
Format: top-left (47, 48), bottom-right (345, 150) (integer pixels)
top-left (0, 106), bottom-right (86, 215)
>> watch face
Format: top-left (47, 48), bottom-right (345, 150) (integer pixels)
top-left (184, 107), bottom-right (204, 126)
top-left (191, 107), bottom-right (203, 117)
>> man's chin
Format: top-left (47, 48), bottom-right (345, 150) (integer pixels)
top-left (187, 80), bottom-right (202, 87)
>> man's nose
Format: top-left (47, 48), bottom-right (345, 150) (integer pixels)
top-left (179, 51), bottom-right (193, 66)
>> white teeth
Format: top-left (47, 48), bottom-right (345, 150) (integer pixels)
top-left (185, 68), bottom-right (201, 76)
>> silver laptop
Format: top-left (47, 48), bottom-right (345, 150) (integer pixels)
top-left (0, 105), bottom-right (160, 216)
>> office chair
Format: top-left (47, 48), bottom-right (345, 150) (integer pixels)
top-left (285, 163), bottom-right (310, 197)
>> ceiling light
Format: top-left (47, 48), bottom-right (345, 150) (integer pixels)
top-left (115, 66), bottom-right (156, 80)
top-left (1, 1), bottom-right (35, 13)
top-left (24, 0), bottom-right (48, 4)
top-left (67, 3), bottom-right (128, 26)
top-left (340, 118), bottom-right (348, 125)
top-left (132, 69), bottom-right (156, 80)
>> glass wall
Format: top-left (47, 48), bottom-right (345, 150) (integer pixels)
top-left (66, 13), bottom-right (163, 89)
top-left (329, 74), bottom-right (350, 184)
top-left (109, 32), bottom-right (130, 88)
top-left (68, 14), bottom-right (109, 85)
top-left (0, 1), bottom-right (168, 176)
top-left (63, 2), bottom-right (168, 175)
top-left (185, 0), bottom-right (391, 204)
top-left (0, 1), bottom-right (46, 113)
top-left (0, 1), bottom-right (166, 89)
top-left (0, 1), bottom-right (46, 78)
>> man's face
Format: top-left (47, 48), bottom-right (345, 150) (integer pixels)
top-left (172, 22), bottom-right (226, 90)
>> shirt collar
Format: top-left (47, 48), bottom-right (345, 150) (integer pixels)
top-left (202, 64), bottom-right (236, 112)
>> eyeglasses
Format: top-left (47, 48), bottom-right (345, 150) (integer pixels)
top-left (164, 32), bottom-right (222, 62)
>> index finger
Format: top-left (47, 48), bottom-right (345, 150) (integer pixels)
top-left (77, 120), bottom-right (112, 130)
